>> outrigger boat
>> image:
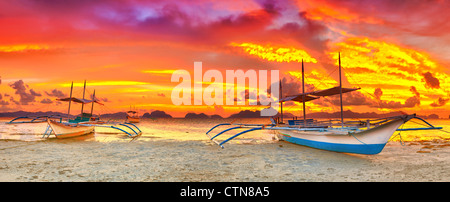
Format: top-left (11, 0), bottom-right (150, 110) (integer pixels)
top-left (36, 80), bottom-right (142, 139)
top-left (206, 54), bottom-right (443, 155)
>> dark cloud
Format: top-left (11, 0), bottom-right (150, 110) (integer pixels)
top-left (374, 88), bottom-right (383, 100)
top-left (9, 97), bottom-right (20, 105)
top-left (279, 76), bottom-right (315, 98)
top-left (99, 2), bottom-right (278, 46)
top-left (404, 96), bottom-right (420, 108)
top-left (422, 71), bottom-right (440, 89)
top-left (377, 100), bottom-right (404, 109)
top-left (373, 86), bottom-right (420, 109)
top-left (0, 100), bottom-right (9, 106)
top-left (8, 80), bottom-right (41, 105)
top-left (257, 0), bottom-right (283, 15)
top-left (40, 98), bottom-right (53, 104)
top-left (430, 97), bottom-right (449, 107)
top-left (409, 86), bottom-right (420, 97)
top-left (275, 19), bottom-right (328, 51)
top-left (30, 89), bottom-right (42, 97)
top-left (45, 89), bottom-right (67, 98)
top-left (89, 93), bottom-right (109, 102)
top-left (0, 0), bottom-right (333, 55)
top-left (325, 91), bottom-right (376, 106)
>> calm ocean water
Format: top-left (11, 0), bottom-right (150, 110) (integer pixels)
top-left (1, 117), bottom-right (449, 143)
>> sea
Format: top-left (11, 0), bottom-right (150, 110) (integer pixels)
top-left (1, 117), bottom-right (449, 143)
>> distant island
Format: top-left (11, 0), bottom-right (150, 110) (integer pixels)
top-left (184, 113), bottom-right (222, 119)
top-left (142, 110), bottom-right (172, 118)
top-left (227, 109), bottom-right (442, 119)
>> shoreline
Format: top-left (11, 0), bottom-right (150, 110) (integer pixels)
top-left (1, 139), bottom-right (449, 182)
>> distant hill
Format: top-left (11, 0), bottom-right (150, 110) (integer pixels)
top-left (227, 110), bottom-right (262, 118)
top-left (184, 113), bottom-right (223, 119)
top-left (226, 109), bottom-right (439, 119)
top-left (185, 112), bottom-right (209, 119)
top-left (210, 114), bottom-right (223, 119)
top-left (99, 112), bottom-right (127, 118)
top-left (142, 110), bottom-right (172, 118)
top-left (0, 110), bottom-right (66, 118)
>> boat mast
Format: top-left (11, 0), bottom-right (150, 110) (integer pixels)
top-left (90, 89), bottom-right (95, 115)
top-left (280, 79), bottom-right (283, 124)
top-left (338, 52), bottom-right (344, 127)
top-left (302, 59), bottom-right (306, 126)
top-left (80, 80), bottom-right (86, 117)
top-left (67, 81), bottom-right (73, 120)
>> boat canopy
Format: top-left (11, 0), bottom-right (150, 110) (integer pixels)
top-left (57, 97), bottom-right (104, 105)
top-left (280, 86), bottom-right (360, 103)
top-left (280, 94), bottom-right (318, 102)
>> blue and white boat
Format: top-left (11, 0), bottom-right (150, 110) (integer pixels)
top-left (206, 54), bottom-right (442, 155)
top-left (272, 115), bottom-right (414, 154)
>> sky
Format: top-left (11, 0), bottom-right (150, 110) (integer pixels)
top-left (0, 0), bottom-right (449, 118)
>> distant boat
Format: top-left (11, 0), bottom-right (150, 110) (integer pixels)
top-left (206, 54), bottom-right (443, 155)
top-left (126, 105), bottom-right (140, 123)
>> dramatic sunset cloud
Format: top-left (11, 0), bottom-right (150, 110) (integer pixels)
top-left (231, 42), bottom-right (318, 63)
top-left (0, 0), bottom-right (449, 118)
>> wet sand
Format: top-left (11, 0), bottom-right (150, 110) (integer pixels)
top-left (1, 139), bottom-right (449, 182)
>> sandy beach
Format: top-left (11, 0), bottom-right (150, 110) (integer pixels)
top-left (1, 138), bottom-right (449, 182)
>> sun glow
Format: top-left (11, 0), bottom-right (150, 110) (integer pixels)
top-left (0, 44), bottom-right (49, 52)
top-left (60, 81), bottom-right (151, 87)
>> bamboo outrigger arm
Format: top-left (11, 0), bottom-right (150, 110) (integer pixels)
top-left (7, 114), bottom-right (65, 124)
top-left (79, 122), bottom-right (142, 138)
top-left (396, 116), bottom-right (443, 131)
top-left (205, 123), bottom-right (275, 148)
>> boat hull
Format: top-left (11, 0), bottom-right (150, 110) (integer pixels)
top-left (126, 116), bottom-right (140, 123)
top-left (276, 118), bottom-right (405, 155)
top-left (47, 120), bottom-right (95, 139)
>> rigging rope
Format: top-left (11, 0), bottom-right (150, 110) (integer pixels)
top-left (390, 123), bottom-right (406, 146)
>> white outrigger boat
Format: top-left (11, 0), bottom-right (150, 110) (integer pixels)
top-left (206, 54), bottom-right (442, 155)
top-left (19, 80), bottom-right (143, 139)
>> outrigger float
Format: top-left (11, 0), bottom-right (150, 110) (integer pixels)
top-left (206, 54), bottom-right (443, 155)
top-left (10, 80), bottom-right (142, 139)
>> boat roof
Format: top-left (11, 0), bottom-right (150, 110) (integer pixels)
top-left (57, 97), bottom-right (104, 105)
top-left (280, 86), bottom-right (360, 103)
top-left (280, 94), bottom-right (319, 102)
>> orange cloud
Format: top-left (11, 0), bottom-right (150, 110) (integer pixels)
top-left (60, 81), bottom-right (151, 87)
top-left (327, 36), bottom-right (450, 111)
top-left (231, 42), bottom-right (317, 63)
top-left (0, 44), bottom-right (49, 52)
top-left (142, 70), bottom-right (177, 74)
